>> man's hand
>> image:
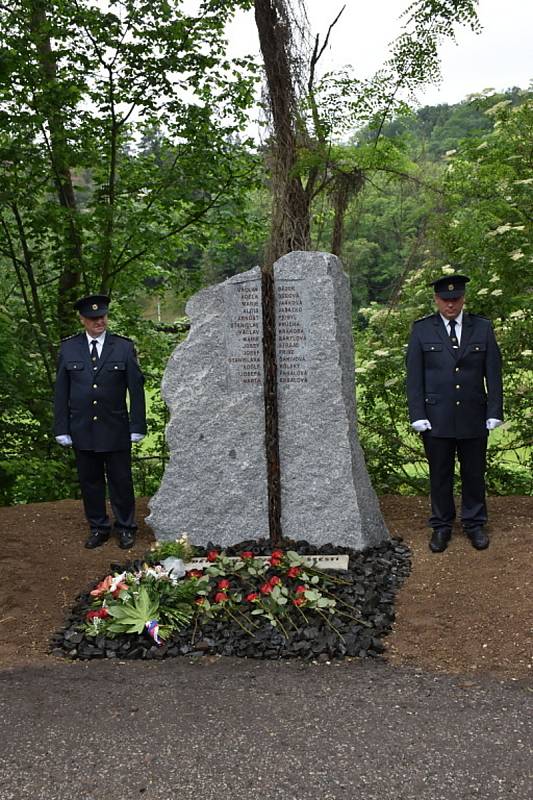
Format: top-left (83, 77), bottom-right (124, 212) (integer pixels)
top-left (56, 435), bottom-right (73, 446)
top-left (411, 419), bottom-right (432, 433)
top-left (486, 418), bottom-right (503, 431)
top-left (130, 433), bottom-right (145, 443)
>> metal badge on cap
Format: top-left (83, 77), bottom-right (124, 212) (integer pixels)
top-left (74, 294), bottom-right (110, 318)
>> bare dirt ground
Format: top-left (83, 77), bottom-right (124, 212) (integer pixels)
top-left (0, 496), bottom-right (531, 679)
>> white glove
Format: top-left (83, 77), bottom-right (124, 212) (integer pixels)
top-left (411, 419), bottom-right (432, 433)
top-left (56, 435), bottom-right (73, 447)
top-left (486, 418), bottom-right (503, 431)
top-left (130, 433), bottom-right (145, 443)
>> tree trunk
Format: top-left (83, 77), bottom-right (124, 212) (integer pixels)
top-left (255, 0), bottom-right (313, 544)
top-left (330, 169), bottom-right (365, 256)
top-left (29, 2), bottom-right (83, 334)
top-left (254, 0), bottom-right (311, 264)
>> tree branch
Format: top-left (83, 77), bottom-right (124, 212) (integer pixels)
top-left (1, 211), bottom-right (55, 387)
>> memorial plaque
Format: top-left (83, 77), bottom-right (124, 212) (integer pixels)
top-left (225, 276), bottom-right (263, 389)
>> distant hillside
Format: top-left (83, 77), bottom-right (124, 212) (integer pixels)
top-left (364, 87), bottom-right (529, 158)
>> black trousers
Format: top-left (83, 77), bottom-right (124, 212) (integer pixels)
top-left (74, 448), bottom-right (136, 532)
top-left (422, 434), bottom-right (488, 533)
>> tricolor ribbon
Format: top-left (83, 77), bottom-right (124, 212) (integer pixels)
top-left (145, 619), bottom-right (162, 645)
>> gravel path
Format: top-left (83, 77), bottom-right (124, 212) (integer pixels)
top-left (1, 658), bottom-right (531, 800)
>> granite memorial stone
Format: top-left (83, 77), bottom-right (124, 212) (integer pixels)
top-left (147, 267), bottom-right (270, 545)
top-left (274, 252), bottom-right (388, 549)
top-left (147, 252), bottom-right (389, 549)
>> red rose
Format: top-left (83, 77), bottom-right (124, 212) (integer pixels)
top-left (207, 550), bottom-right (219, 562)
top-left (295, 585), bottom-right (307, 594)
top-left (269, 575), bottom-right (281, 586)
top-left (260, 582), bottom-right (273, 595)
top-left (292, 597), bottom-right (305, 607)
top-left (271, 549), bottom-right (284, 559)
top-left (214, 592), bottom-right (228, 603)
top-left (86, 608), bottom-right (109, 621)
top-left (287, 566), bottom-right (300, 578)
top-left (241, 551), bottom-right (254, 559)
top-left (217, 578), bottom-right (231, 590)
top-left (245, 592), bottom-right (259, 602)
top-left (187, 569), bottom-right (204, 579)
top-left (270, 558), bottom-right (281, 567)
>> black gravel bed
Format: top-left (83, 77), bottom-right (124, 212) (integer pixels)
top-left (51, 537), bottom-right (411, 662)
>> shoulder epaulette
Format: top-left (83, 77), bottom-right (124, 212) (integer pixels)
top-left (413, 314), bottom-right (433, 324)
top-left (111, 332), bottom-right (133, 341)
top-left (60, 333), bottom-right (80, 342)
top-left (467, 312), bottom-right (490, 321)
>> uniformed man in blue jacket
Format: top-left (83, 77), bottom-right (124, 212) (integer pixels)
top-left (54, 294), bottom-right (147, 549)
top-left (406, 274), bottom-right (503, 553)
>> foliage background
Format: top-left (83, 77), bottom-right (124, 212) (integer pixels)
top-left (0, 1), bottom-right (531, 505)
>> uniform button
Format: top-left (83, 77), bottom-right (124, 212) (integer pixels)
top-left (455, 367), bottom-right (459, 372)
top-left (93, 400), bottom-right (97, 405)
top-left (430, 346), bottom-right (435, 350)
top-left (455, 384), bottom-right (460, 389)
top-left (456, 401), bottom-right (460, 406)
top-left (93, 416), bottom-right (98, 421)
top-left (114, 365), bottom-right (118, 369)
top-left (93, 384), bottom-right (98, 389)
top-left (92, 357), bottom-right (97, 362)
top-left (93, 366), bottom-right (97, 371)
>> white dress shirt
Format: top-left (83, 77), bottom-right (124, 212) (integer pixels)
top-left (440, 310), bottom-right (463, 345)
top-left (86, 330), bottom-right (106, 357)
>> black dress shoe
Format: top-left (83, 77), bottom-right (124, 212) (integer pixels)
top-left (118, 529), bottom-right (136, 549)
top-left (466, 527), bottom-right (489, 550)
top-left (85, 529), bottom-right (110, 549)
top-left (429, 529), bottom-right (451, 553)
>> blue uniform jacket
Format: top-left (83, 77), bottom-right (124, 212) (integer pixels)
top-left (54, 332), bottom-right (146, 452)
top-left (406, 312), bottom-right (503, 439)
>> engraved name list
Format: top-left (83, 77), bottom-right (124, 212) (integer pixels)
top-left (225, 279), bottom-right (263, 388)
top-left (276, 280), bottom-right (309, 385)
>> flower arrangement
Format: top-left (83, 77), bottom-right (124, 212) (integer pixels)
top-left (193, 549), bottom-right (348, 639)
top-left (81, 540), bottom-right (369, 648)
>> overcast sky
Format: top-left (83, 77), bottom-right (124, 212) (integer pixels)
top-left (226, 0), bottom-right (532, 108)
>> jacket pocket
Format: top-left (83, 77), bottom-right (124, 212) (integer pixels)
top-left (107, 362), bottom-right (126, 371)
top-left (467, 342), bottom-right (486, 353)
top-left (424, 394), bottom-right (440, 405)
top-left (66, 361), bottom-right (84, 371)
top-left (422, 343), bottom-right (443, 352)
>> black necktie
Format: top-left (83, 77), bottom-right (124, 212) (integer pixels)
top-left (449, 320), bottom-right (459, 349)
top-left (90, 339), bottom-right (99, 366)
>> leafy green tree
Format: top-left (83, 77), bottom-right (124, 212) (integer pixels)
top-left (0, 0), bottom-right (260, 504)
top-left (254, 0), bottom-right (481, 262)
